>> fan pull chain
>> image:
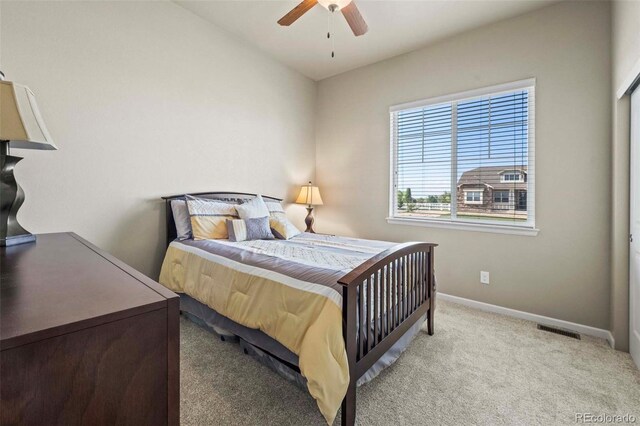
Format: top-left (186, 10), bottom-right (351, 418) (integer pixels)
top-left (327, 5), bottom-right (335, 58)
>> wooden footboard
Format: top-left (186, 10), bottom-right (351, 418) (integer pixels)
top-left (338, 242), bottom-right (436, 425)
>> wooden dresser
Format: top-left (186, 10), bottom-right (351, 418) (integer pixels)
top-left (0, 233), bottom-right (179, 426)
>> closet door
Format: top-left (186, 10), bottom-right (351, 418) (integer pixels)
top-left (630, 89), bottom-right (640, 368)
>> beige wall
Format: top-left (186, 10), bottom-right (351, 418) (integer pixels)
top-left (0, 1), bottom-right (317, 277)
top-left (613, 1), bottom-right (640, 87)
top-left (316, 1), bottom-right (612, 329)
top-left (610, 0), bottom-right (640, 351)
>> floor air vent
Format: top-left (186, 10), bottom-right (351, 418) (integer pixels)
top-left (536, 324), bottom-right (581, 340)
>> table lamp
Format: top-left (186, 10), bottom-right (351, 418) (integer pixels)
top-left (295, 181), bottom-right (323, 233)
top-left (0, 72), bottom-right (57, 246)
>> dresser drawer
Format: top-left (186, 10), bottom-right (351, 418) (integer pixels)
top-left (1, 309), bottom-right (169, 426)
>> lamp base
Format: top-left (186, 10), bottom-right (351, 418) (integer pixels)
top-left (304, 207), bottom-right (316, 233)
top-left (1, 140), bottom-right (35, 247)
top-left (1, 234), bottom-right (36, 247)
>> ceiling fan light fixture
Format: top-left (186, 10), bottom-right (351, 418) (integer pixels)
top-left (277, 0), bottom-right (367, 37)
top-left (318, 0), bottom-right (352, 11)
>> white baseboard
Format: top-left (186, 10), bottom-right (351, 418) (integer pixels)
top-left (438, 293), bottom-right (615, 349)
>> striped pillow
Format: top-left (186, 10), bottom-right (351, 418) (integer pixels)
top-left (265, 202), bottom-right (301, 240)
top-left (185, 195), bottom-right (238, 240)
top-left (227, 217), bottom-right (274, 242)
top-left (265, 202), bottom-right (286, 218)
top-left (269, 216), bottom-right (301, 240)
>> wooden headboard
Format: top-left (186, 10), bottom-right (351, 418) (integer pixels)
top-left (161, 192), bottom-right (283, 248)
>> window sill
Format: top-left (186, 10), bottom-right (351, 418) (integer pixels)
top-left (386, 216), bottom-right (539, 236)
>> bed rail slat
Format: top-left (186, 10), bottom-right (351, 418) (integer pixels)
top-left (411, 253), bottom-right (420, 311)
top-left (367, 273), bottom-right (373, 353)
top-left (404, 256), bottom-right (408, 320)
top-left (415, 253), bottom-right (420, 308)
top-left (359, 281), bottom-right (365, 360)
top-left (423, 252), bottom-right (427, 302)
top-left (417, 253), bottom-right (421, 304)
top-left (385, 263), bottom-right (393, 337)
top-left (409, 253), bottom-right (414, 313)
top-left (420, 253), bottom-right (424, 303)
top-left (393, 259), bottom-right (399, 329)
top-left (416, 252), bottom-right (421, 304)
top-left (373, 272), bottom-right (378, 346)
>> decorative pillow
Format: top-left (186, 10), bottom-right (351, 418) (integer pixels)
top-left (236, 195), bottom-right (270, 220)
top-left (269, 216), bottom-right (301, 240)
top-left (185, 195), bottom-right (239, 240)
top-left (171, 199), bottom-right (192, 240)
top-left (227, 217), bottom-right (274, 242)
top-left (265, 201), bottom-right (286, 217)
top-left (265, 202), bottom-right (301, 240)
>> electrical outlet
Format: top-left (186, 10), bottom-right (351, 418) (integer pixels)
top-left (480, 271), bottom-right (490, 285)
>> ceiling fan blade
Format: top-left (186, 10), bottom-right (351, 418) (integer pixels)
top-left (278, 0), bottom-right (318, 26)
top-left (341, 1), bottom-right (368, 36)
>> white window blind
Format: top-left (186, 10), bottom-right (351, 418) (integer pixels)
top-left (389, 79), bottom-right (535, 232)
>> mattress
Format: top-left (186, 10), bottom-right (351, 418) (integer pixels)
top-left (158, 233), bottom-right (418, 424)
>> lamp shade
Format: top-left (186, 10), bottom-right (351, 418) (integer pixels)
top-left (0, 81), bottom-right (56, 150)
top-left (295, 182), bottom-right (323, 206)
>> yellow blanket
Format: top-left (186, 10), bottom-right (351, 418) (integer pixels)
top-left (159, 244), bottom-right (349, 424)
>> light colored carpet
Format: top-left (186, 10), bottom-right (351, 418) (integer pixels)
top-left (180, 300), bottom-right (640, 425)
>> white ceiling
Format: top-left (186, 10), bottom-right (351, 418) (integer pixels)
top-left (176, 0), bottom-right (558, 81)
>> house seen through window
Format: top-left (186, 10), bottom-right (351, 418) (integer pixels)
top-left (390, 80), bottom-right (535, 230)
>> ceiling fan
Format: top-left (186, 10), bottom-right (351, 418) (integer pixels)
top-left (278, 0), bottom-right (368, 37)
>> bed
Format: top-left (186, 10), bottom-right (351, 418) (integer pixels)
top-left (158, 192), bottom-right (436, 425)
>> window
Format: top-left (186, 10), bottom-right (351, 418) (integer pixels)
top-left (494, 190), bottom-right (510, 203)
top-left (389, 79), bottom-right (536, 234)
top-left (501, 172), bottom-right (524, 183)
top-left (465, 191), bottom-right (482, 204)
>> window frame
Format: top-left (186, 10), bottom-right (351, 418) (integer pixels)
top-left (464, 190), bottom-right (483, 204)
top-left (501, 171), bottom-right (525, 183)
top-left (493, 190), bottom-right (510, 204)
top-left (388, 79), bottom-right (538, 236)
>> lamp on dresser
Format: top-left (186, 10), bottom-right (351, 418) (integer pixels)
top-left (0, 71), bottom-right (57, 246)
top-left (295, 181), bottom-right (323, 233)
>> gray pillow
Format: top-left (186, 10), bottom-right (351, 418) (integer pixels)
top-left (227, 217), bottom-right (274, 242)
top-left (171, 199), bottom-right (192, 240)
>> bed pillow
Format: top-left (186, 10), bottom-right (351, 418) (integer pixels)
top-left (265, 201), bottom-right (285, 216)
top-left (269, 217), bottom-right (301, 240)
top-left (235, 195), bottom-right (270, 220)
top-left (265, 202), bottom-right (301, 240)
top-left (171, 199), bottom-right (192, 240)
top-left (227, 217), bottom-right (275, 242)
top-left (185, 195), bottom-right (239, 240)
